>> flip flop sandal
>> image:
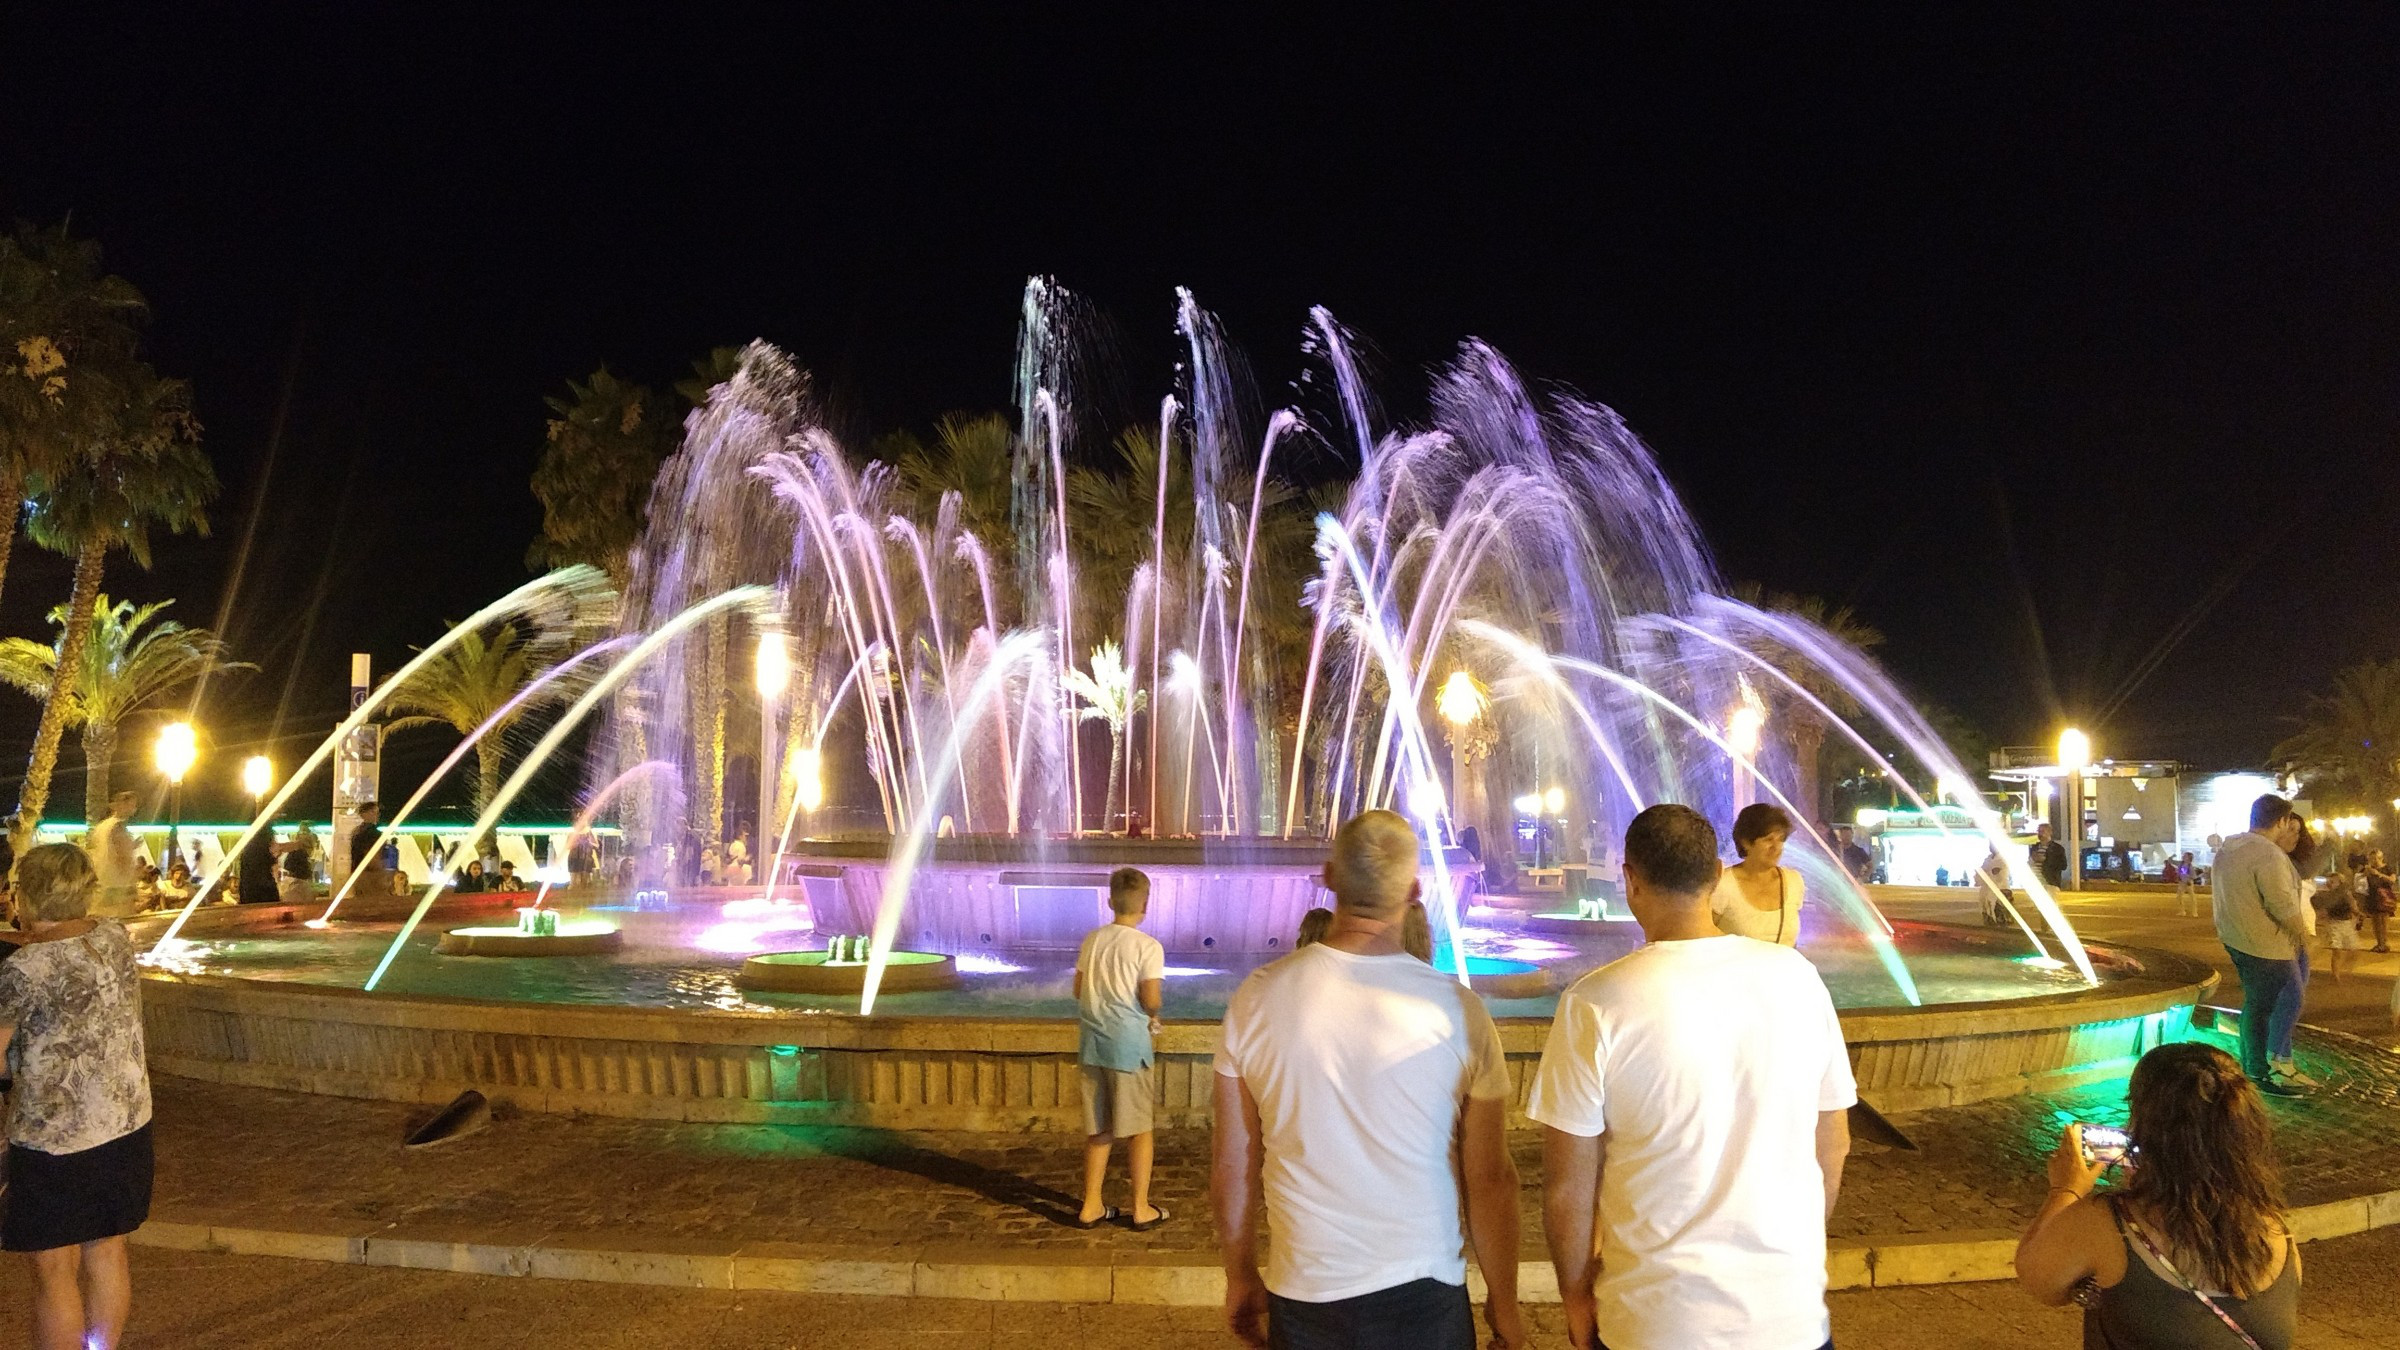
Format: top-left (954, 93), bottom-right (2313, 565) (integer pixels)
top-left (1131, 1206), bottom-right (1172, 1232)
top-left (1072, 1206), bottom-right (1122, 1230)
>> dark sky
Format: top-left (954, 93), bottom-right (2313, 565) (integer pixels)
top-left (5, 5), bottom-right (2399, 817)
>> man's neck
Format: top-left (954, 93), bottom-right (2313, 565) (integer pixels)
top-left (1323, 909), bottom-right (1405, 955)
top-left (1641, 898), bottom-right (1721, 944)
top-left (1111, 915), bottom-right (1143, 929)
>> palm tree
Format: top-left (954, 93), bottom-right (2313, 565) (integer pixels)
top-left (0, 596), bottom-right (246, 821)
top-left (528, 368), bottom-right (674, 588)
top-left (1064, 640), bottom-right (1146, 834)
top-left (2274, 659), bottom-right (2400, 831)
top-left (1730, 586), bottom-right (1887, 822)
top-left (384, 622), bottom-right (557, 818)
top-left (891, 412), bottom-right (1017, 546)
top-left (15, 367), bottom-right (215, 829)
top-left (0, 222), bottom-right (150, 618)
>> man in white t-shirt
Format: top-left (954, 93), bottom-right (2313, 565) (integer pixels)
top-left (1213, 810), bottom-right (1523, 1350)
top-left (1530, 803), bottom-right (1856, 1350)
top-left (1074, 867), bottom-right (1166, 1229)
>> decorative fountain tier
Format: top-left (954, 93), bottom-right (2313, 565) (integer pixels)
top-left (738, 947), bottom-right (961, 995)
top-left (781, 839), bottom-right (1450, 958)
top-left (435, 914), bottom-right (625, 958)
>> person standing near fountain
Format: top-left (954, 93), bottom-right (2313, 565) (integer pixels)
top-left (1531, 804), bottom-right (1854, 1350)
top-left (2030, 821), bottom-right (2070, 893)
top-left (346, 802), bottom-right (386, 898)
top-left (2211, 795), bottom-right (2311, 1097)
top-left (86, 792), bottom-right (141, 920)
top-left (0, 843), bottom-right (154, 1350)
top-left (1711, 804), bottom-right (1804, 946)
top-left (1073, 867), bottom-right (1166, 1230)
top-left (1213, 811), bottom-right (1523, 1350)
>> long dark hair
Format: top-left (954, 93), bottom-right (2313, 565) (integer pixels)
top-left (2117, 1043), bottom-right (2286, 1295)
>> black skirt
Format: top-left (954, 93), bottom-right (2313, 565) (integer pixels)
top-left (2, 1123), bottom-right (153, 1251)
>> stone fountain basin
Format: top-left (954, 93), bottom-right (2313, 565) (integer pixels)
top-left (131, 900), bottom-right (2216, 1131)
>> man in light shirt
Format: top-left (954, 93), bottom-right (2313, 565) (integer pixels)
top-left (2209, 793), bottom-right (2310, 1095)
top-left (1531, 803), bottom-right (1855, 1350)
top-left (1074, 867), bottom-right (1166, 1229)
top-left (89, 791), bottom-right (143, 918)
top-left (1212, 810), bottom-right (1522, 1350)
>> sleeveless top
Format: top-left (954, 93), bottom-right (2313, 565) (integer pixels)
top-left (1709, 866), bottom-right (1802, 946)
top-left (2084, 1201), bottom-right (2298, 1350)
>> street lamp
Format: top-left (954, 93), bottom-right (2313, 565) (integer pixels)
top-left (754, 632), bottom-right (790, 885)
top-left (155, 721), bottom-right (197, 870)
top-left (242, 755), bottom-right (274, 803)
top-left (2057, 728), bottom-right (2089, 891)
top-left (1435, 671), bottom-right (1489, 847)
top-left (1727, 683), bottom-right (1767, 810)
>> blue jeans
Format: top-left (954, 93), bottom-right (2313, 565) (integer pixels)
top-left (2226, 945), bottom-right (2302, 1078)
top-left (1268, 1278), bottom-right (1472, 1350)
top-left (2272, 947), bottom-right (2311, 1062)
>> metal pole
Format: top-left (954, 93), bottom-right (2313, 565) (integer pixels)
top-left (2065, 770), bottom-right (2084, 891)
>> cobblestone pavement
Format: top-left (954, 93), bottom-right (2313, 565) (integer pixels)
top-left (5, 1228), bottom-right (2398, 1348)
top-left (151, 1004), bottom-right (2400, 1256)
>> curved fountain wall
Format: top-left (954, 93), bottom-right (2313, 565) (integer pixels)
top-left (139, 906), bottom-right (2215, 1128)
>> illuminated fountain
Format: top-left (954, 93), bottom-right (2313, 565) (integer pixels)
top-left (133, 280), bottom-right (2216, 1127)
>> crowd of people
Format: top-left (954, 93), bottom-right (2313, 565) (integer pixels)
top-left (1060, 802), bottom-right (2300, 1349)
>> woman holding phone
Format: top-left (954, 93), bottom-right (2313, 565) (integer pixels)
top-left (2014, 1042), bottom-right (2298, 1347)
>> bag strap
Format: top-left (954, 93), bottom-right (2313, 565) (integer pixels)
top-left (2119, 1211), bottom-right (2265, 1350)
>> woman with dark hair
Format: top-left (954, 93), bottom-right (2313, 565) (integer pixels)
top-left (0, 843), bottom-right (155, 1350)
top-left (1709, 802), bottom-right (1803, 945)
top-left (2016, 1042), bottom-right (2298, 1347)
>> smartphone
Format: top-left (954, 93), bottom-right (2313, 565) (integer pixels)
top-left (2081, 1124), bottom-right (2133, 1167)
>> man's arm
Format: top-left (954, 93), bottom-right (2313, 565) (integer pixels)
top-left (1541, 1126), bottom-right (1604, 1350)
top-left (1137, 977), bottom-right (1163, 1024)
top-left (1212, 1071), bottom-right (1269, 1349)
top-left (2260, 851), bottom-right (2308, 945)
top-left (1459, 1094), bottom-right (1524, 1349)
top-left (1816, 1108), bottom-right (1851, 1219)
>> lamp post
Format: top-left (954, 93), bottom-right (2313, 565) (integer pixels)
top-left (1727, 688), bottom-right (1767, 810)
top-left (155, 721), bottom-right (198, 871)
top-left (1436, 670), bottom-right (1489, 846)
top-left (2057, 727), bottom-right (2090, 892)
top-left (754, 631), bottom-right (790, 889)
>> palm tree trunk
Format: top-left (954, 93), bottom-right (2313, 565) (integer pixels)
top-left (0, 469), bottom-right (25, 617)
top-left (18, 537), bottom-right (106, 825)
top-left (81, 719), bottom-right (116, 825)
top-left (1104, 726), bottom-right (1124, 835)
top-left (475, 736), bottom-right (503, 821)
top-left (1791, 717), bottom-right (1828, 824)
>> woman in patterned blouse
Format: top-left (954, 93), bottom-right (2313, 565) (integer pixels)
top-left (0, 842), bottom-right (155, 1350)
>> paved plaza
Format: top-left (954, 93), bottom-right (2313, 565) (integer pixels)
top-left (3, 1230), bottom-right (2398, 1348)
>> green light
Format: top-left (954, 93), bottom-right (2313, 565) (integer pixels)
top-left (769, 1045), bottom-right (800, 1057)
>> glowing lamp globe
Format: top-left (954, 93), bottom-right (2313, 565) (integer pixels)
top-left (155, 721), bottom-right (198, 785)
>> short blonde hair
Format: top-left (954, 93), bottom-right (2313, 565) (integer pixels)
top-left (1326, 810), bottom-right (1420, 918)
top-left (17, 843), bottom-right (96, 922)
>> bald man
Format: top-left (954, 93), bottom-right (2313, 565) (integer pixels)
top-left (1212, 810), bottom-right (1522, 1350)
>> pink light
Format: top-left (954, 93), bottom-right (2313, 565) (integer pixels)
top-left (694, 906), bottom-right (816, 955)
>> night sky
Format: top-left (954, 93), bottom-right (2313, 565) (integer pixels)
top-left (6, 6), bottom-right (2399, 818)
